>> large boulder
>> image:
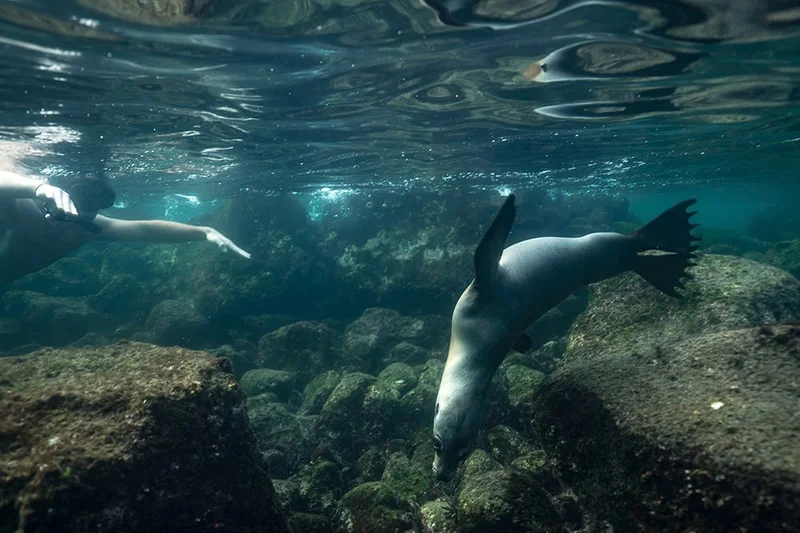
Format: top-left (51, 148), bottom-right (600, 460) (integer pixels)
top-left (0, 341), bottom-right (288, 533)
top-left (534, 254), bottom-right (800, 532)
top-left (2, 290), bottom-right (111, 346)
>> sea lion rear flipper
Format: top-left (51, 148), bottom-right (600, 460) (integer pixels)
top-left (474, 194), bottom-right (516, 293)
top-left (628, 198), bottom-right (701, 298)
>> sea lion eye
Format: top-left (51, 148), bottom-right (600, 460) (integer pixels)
top-left (432, 436), bottom-right (443, 452)
top-left (435, 403), bottom-right (440, 415)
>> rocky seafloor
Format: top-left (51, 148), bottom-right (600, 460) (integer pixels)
top-left (1, 189), bottom-right (800, 533)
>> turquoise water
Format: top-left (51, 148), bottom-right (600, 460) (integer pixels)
top-left (1, 3), bottom-right (800, 533)
top-left (0, 0), bottom-right (798, 218)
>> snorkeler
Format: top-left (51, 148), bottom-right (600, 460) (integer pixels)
top-left (0, 169), bottom-right (250, 285)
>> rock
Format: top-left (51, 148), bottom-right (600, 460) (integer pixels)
top-left (299, 370), bottom-right (342, 416)
top-left (263, 449), bottom-right (290, 480)
top-left (381, 452), bottom-right (434, 502)
top-left (356, 447), bottom-right (388, 482)
top-left (0, 316), bottom-right (24, 350)
top-left (419, 499), bottom-right (457, 533)
top-left (336, 482), bottom-right (414, 533)
top-left (567, 254), bottom-right (800, 359)
top-left (287, 512), bottom-right (333, 533)
top-left (534, 253), bottom-right (800, 532)
top-left (503, 365), bottom-right (546, 425)
top-left (387, 341), bottom-right (436, 366)
top-left (457, 464), bottom-right (560, 533)
top-left (11, 256), bottom-right (100, 297)
top-left (299, 460), bottom-right (343, 515)
top-left (66, 332), bottom-right (111, 348)
top-left (483, 425), bottom-right (537, 466)
top-left (248, 402), bottom-right (312, 471)
top-left (145, 299), bottom-right (222, 349)
top-left (207, 344), bottom-right (253, 378)
top-left (342, 308), bottom-right (449, 373)
top-left (0, 341), bottom-right (288, 532)
top-left (257, 321), bottom-right (344, 384)
top-left (377, 362), bottom-right (419, 397)
top-left (273, 476), bottom-right (302, 512)
top-left (88, 274), bottom-right (153, 320)
top-left (2, 290), bottom-right (111, 346)
top-left (760, 240), bottom-right (800, 279)
top-left (240, 368), bottom-right (298, 402)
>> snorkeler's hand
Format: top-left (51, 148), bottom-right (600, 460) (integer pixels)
top-left (35, 183), bottom-right (78, 219)
top-left (205, 228), bottom-right (251, 259)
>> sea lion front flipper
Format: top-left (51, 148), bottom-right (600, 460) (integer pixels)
top-left (474, 194), bottom-right (516, 293)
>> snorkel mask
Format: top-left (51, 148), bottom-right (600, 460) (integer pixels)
top-left (42, 177), bottom-right (116, 234)
top-left (68, 180), bottom-right (116, 214)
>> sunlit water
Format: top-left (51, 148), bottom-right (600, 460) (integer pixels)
top-left (0, 0), bottom-right (798, 227)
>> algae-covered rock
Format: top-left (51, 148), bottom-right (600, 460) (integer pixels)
top-left (257, 321), bottom-right (344, 384)
top-left (760, 240), bottom-right (800, 279)
top-left (299, 370), bottom-right (342, 415)
top-left (145, 298), bottom-right (221, 349)
top-left (248, 402), bottom-right (312, 469)
top-left (566, 253), bottom-right (800, 360)
top-left (483, 425), bottom-right (537, 466)
top-left (11, 256), bottom-right (100, 297)
top-left (457, 466), bottom-right (560, 533)
top-left (377, 362), bottom-right (419, 396)
top-left (535, 253), bottom-right (800, 532)
top-left (287, 512), bottom-right (333, 533)
top-left (380, 452), bottom-right (434, 502)
top-left (386, 341), bottom-right (436, 366)
top-left (503, 364), bottom-right (546, 423)
top-left (240, 368), bottom-right (298, 402)
top-left (336, 482), bottom-right (414, 533)
top-left (2, 290), bottom-right (111, 346)
top-left (342, 308), bottom-right (449, 372)
top-left (0, 341), bottom-right (288, 533)
top-left (419, 498), bottom-right (458, 533)
top-left (299, 460), bottom-right (343, 515)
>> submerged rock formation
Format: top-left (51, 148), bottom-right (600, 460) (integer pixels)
top-left (534, 253), bottom-right (800, 532)
top-left (0, 341), bottom-right (288, 533)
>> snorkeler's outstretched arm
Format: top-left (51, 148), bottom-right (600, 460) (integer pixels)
top-left (0, 171), bottom-right (78, 218)
top-left (90, 216), bottom-right (251, 259)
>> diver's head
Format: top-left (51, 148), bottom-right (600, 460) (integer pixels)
top-left (68, 176), bottom-right (115, 218)
top-left (431, 393), bottom-right (483, 481)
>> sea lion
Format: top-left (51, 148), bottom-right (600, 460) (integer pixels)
top-left (432, 194), bottom-right (700, 480)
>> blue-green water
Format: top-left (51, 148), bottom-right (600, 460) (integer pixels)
top-left (1, 2), bottom-right (800, 533)
top-left (1, 0), bottom-right (799, 214)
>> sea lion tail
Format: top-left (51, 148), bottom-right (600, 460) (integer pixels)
top-left (627, 199), bottom-right (701, 297)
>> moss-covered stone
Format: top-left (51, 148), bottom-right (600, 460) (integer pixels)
top-left (357, 447), bottom-right (388, 482)
top-left (248, 402), bottom-right (311, 468)
top-left (287, 512), bottom-right (333, 533)
top-left (257, 322), bottom-right (344, 385)
top-left (342, 308), bottom-right (449, 373)
top-left (381, 452), bottom-right (434, 502)
top-left (0, 341), bottom-right (288, 532)
top-left (483, 425), bottom-right (537, 466)
top-left (336, 482), bottom-right (413, 533)
top-left (377, 362), bottom-right (419, 396)
top-left (299, 460), bottom-right (343, 515)
top-left (457, 468), bottom-right (560, 533)
top-left (503, 365), bottom-right (546, 422)
top-left (240, 368), bottom-right (298, 401)
top-left (299, 370), bottom-right (342, 415)
top-left (535, 253), bottom-right (800, 532)
top-left (760, 240), bottom-right (800, 279)
top-left (386, 342), bottom-right (434, 366)
top-left (567, 253), bottom-right (800, 361)
top-left (461, 449), bottom-right (502, 480)
top-left (419, 499), bottom-right (457, 533)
